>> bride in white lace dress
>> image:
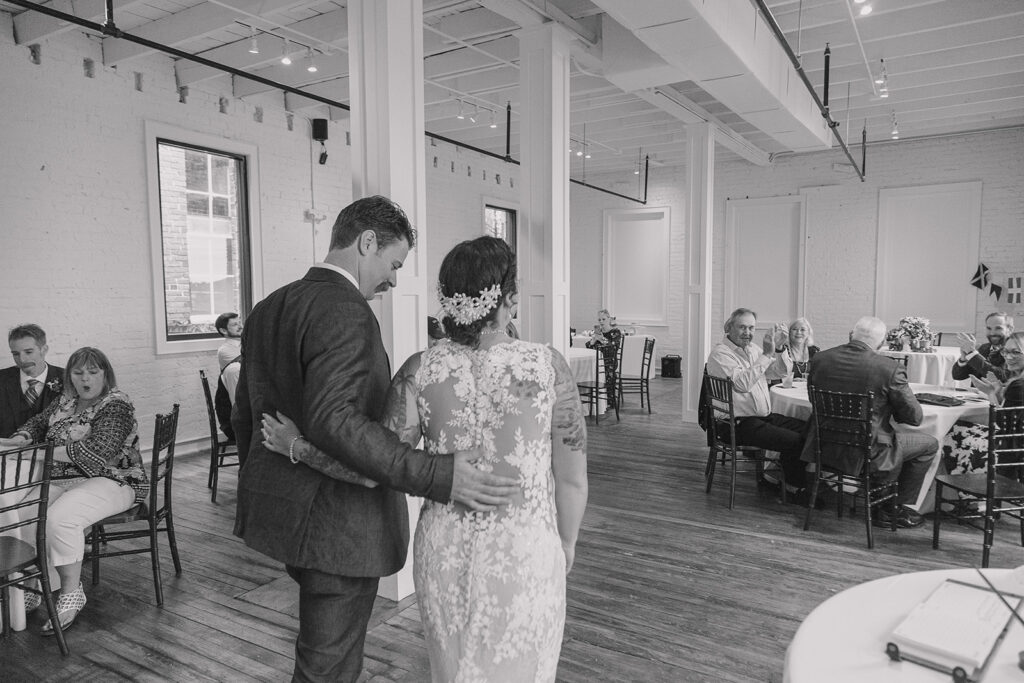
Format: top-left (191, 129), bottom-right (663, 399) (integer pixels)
top-left (389, 237), bottom-right (588, 681)
top-left (261, 237), bottom-right (588, 682)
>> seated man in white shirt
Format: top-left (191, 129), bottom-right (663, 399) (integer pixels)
top-left (215, 312), bottom-right (243, 371)
top-left (707, 308), bottom-right (810, 503)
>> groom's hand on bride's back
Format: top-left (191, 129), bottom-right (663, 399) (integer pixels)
top-left (451, 450), bottom-right (520, 511)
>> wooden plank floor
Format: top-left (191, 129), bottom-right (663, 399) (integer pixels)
top-left (3, 377), bottom-right (1018, 682)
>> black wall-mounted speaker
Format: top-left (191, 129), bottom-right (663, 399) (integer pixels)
top-left (312, 118), bottom-right (328, 142)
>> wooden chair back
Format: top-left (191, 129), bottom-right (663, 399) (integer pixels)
top-left (86, 405), bottom-right (182, 606)
top-left (0, 442), bottom-right (67, 654)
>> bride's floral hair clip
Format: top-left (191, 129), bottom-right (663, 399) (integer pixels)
top-left (438, 283), bottom-right (501, 325)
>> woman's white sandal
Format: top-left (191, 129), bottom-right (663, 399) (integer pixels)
top-left (24, 590), bottom-right (42, 613)
top-left (41, 583), bottom-right (87, 636)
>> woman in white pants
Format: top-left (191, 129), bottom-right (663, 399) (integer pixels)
top-left (0, 347), bottom-right (148, 635)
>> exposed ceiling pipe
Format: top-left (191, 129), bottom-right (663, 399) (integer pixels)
top-left (6, 0), bottom-right (647, 204)
top-left (752, 0), bottom-right (865, 181)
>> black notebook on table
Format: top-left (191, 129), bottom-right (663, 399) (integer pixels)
top-left (914, 393), bottom-right (964, 407)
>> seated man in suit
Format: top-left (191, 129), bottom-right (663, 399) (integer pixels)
top-left (1, 324), bottom-right (64, 437)
top-left (802, 316), bottom-right (937, 529)
top-left (706, 308), bottom-right (810, 502)
top-left (952, 312), bottom-right (1014, 382)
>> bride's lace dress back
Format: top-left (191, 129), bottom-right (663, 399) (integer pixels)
top-left (412, 339), bottom-right (566, 682)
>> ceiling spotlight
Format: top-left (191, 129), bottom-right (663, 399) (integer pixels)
top-left (306, 48), bottom-right (318, 73)
top-left (874, 76), bottom-right (884, 85)
top-left (489, 110), bottom-right (497, 129)
top-left (468, 104), bottom-right (478, 124)
top-left (585, 151), bottom-right (591, 159)
top-left (280, 38), bottom-right (292, 65)
top-left (248, 27), bottom-right (259, 54)
top-left (880, 89), bottom-right (889, 98)
top-left (859, 4), bottom-right (873, 16)
top-left (456, 100), bottom-right (465, 120)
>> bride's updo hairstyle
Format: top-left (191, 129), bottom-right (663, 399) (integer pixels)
top-left (438, 236), bottom-right (517, 348)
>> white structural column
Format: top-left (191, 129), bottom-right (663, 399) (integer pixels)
top-left (348, 0), bottom-right (427, 601)
top-left (517, 23), bottom-right (574, 354)
top-left (683, 124), bottom-right (715, 423)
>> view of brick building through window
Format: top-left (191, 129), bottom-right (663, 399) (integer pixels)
top-left (157, 141), bottom-right (248, 339)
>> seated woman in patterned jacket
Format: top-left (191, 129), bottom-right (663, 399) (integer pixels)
top-left (0, 347), bottom-right (148, 635)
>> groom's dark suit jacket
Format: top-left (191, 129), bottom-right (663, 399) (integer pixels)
top-left (233, 267), bottom-right (453, 577)
top-left (800, 340), bottom-right (923, 476)
top-left (0, 364), bottom-right (63, 438)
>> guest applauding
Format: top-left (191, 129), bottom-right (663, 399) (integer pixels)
top-left (952, 312), bottom-right (1013, 382)
top-left (586, 309), bottom-right (623, 407)
top-left (0, 347), bottom-right (148, 635)
top-left (942, 331), bottom-right (1024, 482)
top-left (782, 318), bottom-right (819, 379)
top-left (707, 308), bottom-right (809, 502)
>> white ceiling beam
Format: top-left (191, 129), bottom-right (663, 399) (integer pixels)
top-left (176, 8), bottom-right (347, 87)
top-left (13, 0), bottom-right (143, 44)
top-left (103, 0), bottom-right (317, 66)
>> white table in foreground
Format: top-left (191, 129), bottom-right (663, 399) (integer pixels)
top-left (0, 459), bottom-right (41, 632)
top-left (770, 383), bottom-right (990, 511)
top-left (784, 568), bottom-right (1023, 683)
top-left (880, 347), bottom-right (965, 388)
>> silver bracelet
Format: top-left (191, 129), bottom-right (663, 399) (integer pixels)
top-left (288, 435), bottom-right (303, 464)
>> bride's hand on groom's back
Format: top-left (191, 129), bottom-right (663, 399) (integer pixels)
top-left (450, 450), bottom-right (520, 511)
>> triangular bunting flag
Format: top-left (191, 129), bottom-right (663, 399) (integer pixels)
top-left (970, 264), bottom-right (991, 289)
top-left (990, 282), bottom-right (1003, 301)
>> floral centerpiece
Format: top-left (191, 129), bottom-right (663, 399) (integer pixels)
top-left (899, 316), bottom-right (934, 352)
top-left (886, 328), bottom-right (904, 351)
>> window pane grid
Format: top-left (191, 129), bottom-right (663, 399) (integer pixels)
top-left (157, 140), bottom-right (249, 340)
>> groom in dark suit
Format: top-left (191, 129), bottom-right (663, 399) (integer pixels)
top-left (233, 196), bottom-right (518, 683)
top-left (1, 324), bottom-right (64, 437)
top-left (801, 316), bottom-right (937, 529)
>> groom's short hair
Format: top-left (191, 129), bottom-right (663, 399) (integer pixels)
top-left (329, 195), bottom-right (416, 251)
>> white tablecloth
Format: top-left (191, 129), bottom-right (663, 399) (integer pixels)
top-left (0, 458), bottom-right (42, 632)
top-left (880, 346), bottom-right (964, 388)
top-left (770, 383), bottom-right (990, 511)
top-left (570, 334), bottom-right (590, 348)
top-left (784, 568), bottom-right (1023, 683)
top-left (567, 347), bottom-right (605, 414)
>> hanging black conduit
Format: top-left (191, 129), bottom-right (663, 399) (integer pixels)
top-left (7, 0), bottom-right (648, 204)
top-left (752, 0), bottom-right (866, 181)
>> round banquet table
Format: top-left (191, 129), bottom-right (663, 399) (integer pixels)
top-left (879, 347), bottom-right (966, 388)
top-left (770, 382), bottom-right (991, 512)
top-left (783, 568), bottom-right (1024, 683)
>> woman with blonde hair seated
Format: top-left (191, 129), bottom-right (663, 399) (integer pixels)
top-left (781, 318), bottom-right (819, 379)
top-left (0, 347), bottom-right (148, 635)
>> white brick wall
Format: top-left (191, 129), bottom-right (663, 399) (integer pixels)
top-left (0, 21), bottom-right (347, 448)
